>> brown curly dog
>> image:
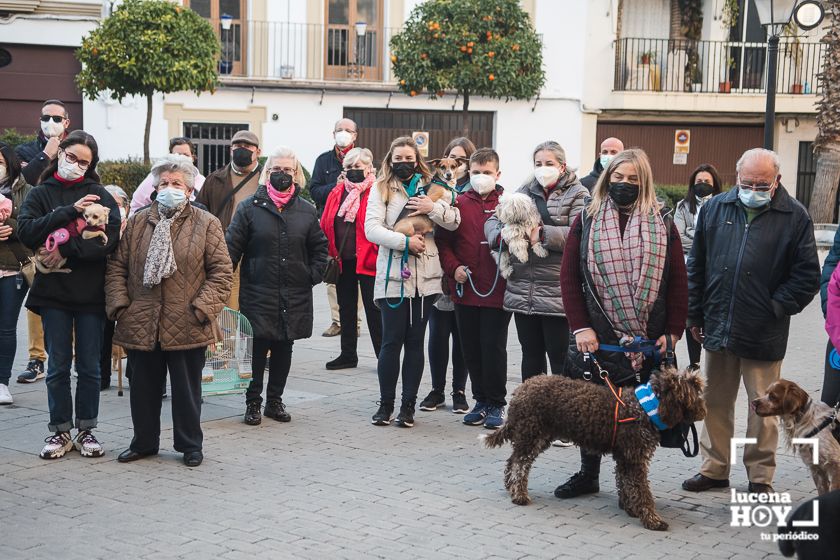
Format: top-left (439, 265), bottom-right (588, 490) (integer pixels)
top-left (483, 368), bottom-right (706, 531)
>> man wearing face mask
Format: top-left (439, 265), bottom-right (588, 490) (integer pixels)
top-left (195, 130), bottom-right (262, 310)
top-left (580, 137), bottom-right (624, 191)
top-left (682, 148), bottom-right (819, 496)
top-left (15, 99), bottom-right (71, 187)
top-left (309, 118), bottom-right (358, 337)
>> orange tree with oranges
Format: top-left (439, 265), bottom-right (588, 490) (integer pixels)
top-left (76, 0), bottom-right (218, 164)
top-left (389, 0), bottom-right (544, 135)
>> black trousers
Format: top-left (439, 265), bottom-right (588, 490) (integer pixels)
top-left (428, 307), bottom-right (467, 393)
top-left (513, 313), bottom-right (569, 380)
top-left (100, 320), bottom-right (115, 389)
top-left (127, 344), bottom-right (205, 454)
top-left (337, 262), bottom-right (382, 358)
top-left (247, 338), bottom-right (293, 404)
top-left (455, 305), bottom-right (512, 407)
top-left (376, 296), bottom-right (434, 404)
top-left (684, 327), bottom-right (702, 366)
top-left (822, 340), bottom-right (840, 405)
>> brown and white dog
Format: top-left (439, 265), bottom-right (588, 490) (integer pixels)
top-left (752, 379), bottom-right (840, 495)
top-left (35, 203), bottom-right (110, 274)
top-left (392, 158), bottom-right (460, 237)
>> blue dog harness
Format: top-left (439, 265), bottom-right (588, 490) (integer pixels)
top-left (634, 382), bottom-right (668, 431)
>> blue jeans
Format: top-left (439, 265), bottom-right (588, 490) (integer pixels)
top-left (0, 275), bottom-right (27, 385)
top-left (41, 307), bottom-right (104, 432)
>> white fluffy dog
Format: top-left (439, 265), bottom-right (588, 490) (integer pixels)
top-left (496, 192), bottom-right (547, 279)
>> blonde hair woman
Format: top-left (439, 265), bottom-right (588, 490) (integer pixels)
top-left (364, 136), bottom-right (460, 428)
top-left (556, 148), bottom-right (687, 499)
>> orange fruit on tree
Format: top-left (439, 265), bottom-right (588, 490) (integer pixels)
top-left (436, 90), bottom-right (444, 97)
top-left (400, 79), bottom-right (406, 85)
top-left (460, 46), bottom-right (467, 52)
top-left (410, 90), bottom-right (417, 96)
top-left (467, 41), bottom-right (474, 47)
top-left (467, 48), bottom-right (473, 54)
top-left (512, 44), bottom-right (520, 51)
top-left (488, 51), bottom-right (495, 57)
top-left (488, 74), bottom-right (495, 81)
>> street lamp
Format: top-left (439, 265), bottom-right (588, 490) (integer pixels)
top-left (353, 21), bottom-right (367, 80)
top-left (754, 0), bottom-right (824, 149)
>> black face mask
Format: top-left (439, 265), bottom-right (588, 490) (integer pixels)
top-left (608, 182), bottom-right (639, 207)
top-left (694, 183), bottom-right (714, 198)
top-left (270, 171), bottom-right (294, 191)
top-left (346, 169), bottom-right (366, 184)
top-left (392, 161), bottom-right (417, 181)
top-left (232, 147), bottom-right (253, 167)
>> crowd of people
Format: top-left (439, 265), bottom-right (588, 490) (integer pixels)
top-left (0, 98), bottom-right (826, 503)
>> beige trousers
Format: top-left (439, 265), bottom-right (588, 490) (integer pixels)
top-left (27, 310), bottom-right (47, 362)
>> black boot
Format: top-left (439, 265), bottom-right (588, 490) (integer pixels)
top-left (244, 401), bottom-right (262, 425)
top-left (554, 451), bottom-right (600, 499)
top-left (325, 354), bottom-right (358, 370)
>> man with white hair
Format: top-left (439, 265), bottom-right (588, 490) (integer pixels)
top-left (682, 148), bottom-right (819, 496)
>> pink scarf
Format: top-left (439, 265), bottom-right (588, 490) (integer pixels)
top-left (337, 174), bottom-right (374, 223)
top-left (267, 183), bottom-right (296, 209)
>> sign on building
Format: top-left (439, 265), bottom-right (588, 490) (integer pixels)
top-left (413, 131), bottom-right (430, 157)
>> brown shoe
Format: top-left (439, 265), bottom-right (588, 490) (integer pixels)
top-left (748, 482), bottom-right (774, 495)
top-left (682, 473), bottom-right (729, 492)
top-left (322, 322), bottom-right (341, 337)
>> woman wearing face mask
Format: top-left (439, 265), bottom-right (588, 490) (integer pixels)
top-left (129, 137), bottom-right (205, 216)
top-left (420, 136), bottom-right (476, 414)
top-left (99, 184), bottom-right (130, 391)
top-left (0, 144), bottom-right (33, 405)
top-left (320, 147), bottom-right (382, 370)
top-left (556, 148), bottom-right (687, 499)
top-left (486, 141), bottom-right (588, 383)
top-left (17, 130), bottom-right (121, 459)
top-left (674, 164), bottom-right (722, 370)
top-left (106, 155), bottom-right (232, 467)
top-left (365, 136), bottom-right (460, 428)
top-left (226, 146), bottom-right (328, 427)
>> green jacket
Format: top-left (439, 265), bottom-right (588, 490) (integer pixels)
top-left (0, 175), bottom-right (33, 273)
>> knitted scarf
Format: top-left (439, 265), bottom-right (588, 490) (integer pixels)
top-left (634, 382), bottom-right (667, 430)
top-left (337, 173), bottom-right (374, 223)
top-left (142, 202), bottom-right (186, 289)
top-left (587, 198), bottom-right (667, 340)
top-left (267, 183), bottom-right (296, 209)
top-left (335, 144), bottom-right (354, 164)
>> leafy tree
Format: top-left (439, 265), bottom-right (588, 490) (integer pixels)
top-left (390, 0), bottom-right (544, 136)
top-left (76, 0), bottom-right (219, 164)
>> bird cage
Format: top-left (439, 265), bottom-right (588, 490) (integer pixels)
top-left (201, 307), bottom-right (253, 397)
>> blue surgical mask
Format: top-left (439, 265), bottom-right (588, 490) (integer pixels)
top-left (599, 154), bottom-right (613, 169)
top-left (738, 186), bottom-right (772, 209)
top-left (157, 187), bottom-right (187, 208)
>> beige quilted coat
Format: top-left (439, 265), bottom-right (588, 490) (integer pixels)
top-left (105, 203), bottom-right (233, 351)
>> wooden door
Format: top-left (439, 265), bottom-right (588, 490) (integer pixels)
top-left (325, 0), bottom-right (383, 81)
top-left (187, 0), bottom-right (247, 76)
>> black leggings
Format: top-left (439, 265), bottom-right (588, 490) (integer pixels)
top-left (427, 307), bottom-right (467, 393)
top-left (376, 297), bottom-right (434, 404)
top-left (513, 313), bottom-right (569, 380)
top-left (336, 261), bottom-right (382, 358)
top-left (822, 340), bottom-right (840, 405)
top-left (246, 338), bottom-right (293, 404)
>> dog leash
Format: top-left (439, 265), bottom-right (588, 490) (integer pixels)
top-left (455, 234), bottom-right (504, 299)
top-left (383, 236), bottom-right (411, 310)
top-left (585, 354), bottom-right (639, 447)
top-left (803, 400), bottom-right (840, 439)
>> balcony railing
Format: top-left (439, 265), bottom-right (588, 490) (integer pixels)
top-left (217, 21), bottom-right (400, 83)
top-left (614, 37), bottom-right (825, 95)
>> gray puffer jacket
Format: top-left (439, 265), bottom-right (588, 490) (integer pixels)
top-left (485, 174), bottom-right (588, 316)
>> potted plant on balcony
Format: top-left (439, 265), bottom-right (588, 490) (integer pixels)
top-left (719, 56), bottom-right (734, 93)
top-left (640, 51), bottom-right (656, 65)
top-left (784, 23), bottom-right (805, 94)
top-left (690, 66), bottom-right (703, 92)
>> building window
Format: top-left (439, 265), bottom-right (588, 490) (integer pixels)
top-left (183, 121), bottom-right (249, 176)
top-left (185, 0), bottom-right (247, 75)
top-left (324, 0), bottom-right (383, 80)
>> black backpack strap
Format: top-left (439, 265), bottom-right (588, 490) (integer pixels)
top-left (683, 423), bottom-right (699, 457)
top-left (529, 190), bottom-right (558, 227)
top-left (218, 164), bottom-right (262, 216)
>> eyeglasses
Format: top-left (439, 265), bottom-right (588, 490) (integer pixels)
top-left (62, 151), bottom-right (91, 170)
top-left (737, 181), bottom-right (774, 192)
top-left (40, 115), bottom-right (65, 123)
top-left (269, 167), bottom-right (295, 175)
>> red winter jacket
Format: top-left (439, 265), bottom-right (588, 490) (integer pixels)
top-left (437, 187), bottom-right (506, 308)
top-left (320, 181), bottom-right (378, 277)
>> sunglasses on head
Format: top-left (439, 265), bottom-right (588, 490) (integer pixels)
top-left (40, 115), bottom-right (65, 123)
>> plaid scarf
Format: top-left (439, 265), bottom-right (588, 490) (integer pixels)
top-left (587, 199), bottom-right (667, 340)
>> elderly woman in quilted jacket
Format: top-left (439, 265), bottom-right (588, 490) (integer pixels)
top-left (106, 154), bottom-right (233, 468)
top-left (485, 141), bottom-right (588, 381)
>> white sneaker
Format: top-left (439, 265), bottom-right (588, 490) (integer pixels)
top-left (40, 432), bottom-right (74, 459)
top-left (0, 383), bottom-right (12, 405)
top-left (552, 439), bottom-right (574, 447)
top-left (74, 430), bottom-right (104, 458)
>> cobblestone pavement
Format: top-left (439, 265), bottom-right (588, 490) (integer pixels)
top-left (0, 283), bottom-right (827, 559)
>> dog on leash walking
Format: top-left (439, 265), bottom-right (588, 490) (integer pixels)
top-left (494, 192), bottom-right (547, 279)
top-left (483, 368), bottom-right (706, 531)
top-left (752, 379), bottom-right (840, 495)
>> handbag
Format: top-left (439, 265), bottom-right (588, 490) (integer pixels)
top-left (654, 335), bottom-right (700, 457)
top-left (323, 225), bottom-right (350, 285)
top-left (9, 242), bottom-right (35, 287)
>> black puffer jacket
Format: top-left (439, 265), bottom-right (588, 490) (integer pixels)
top-left (225, 185), bottom-right (329, 341)
top-left (687, 187), bottom-right (819, 361)
top-left (580, 159), bottom-right (604, 191)
top-left (14, 134), bottom-right (52, 186)
top-left (309, 148), bottom-right (343, 210)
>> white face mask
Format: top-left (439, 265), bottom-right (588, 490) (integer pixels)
top-left (0, 166), bottom-right (7, 184)
top-left (119, 207), bottom-right (127, 221)
top-left (534, 166), bottom-right (561, 188)
top-left (41, 119), bottom-right (65, 138)
top-left (470, 173), bottom-right (496, 195)
top-left (57, 154), bottom-right (85, 181)
top-left (334, 130), bottom-right (354, 148)
top-left (157, 187), bottom-right (187, 208)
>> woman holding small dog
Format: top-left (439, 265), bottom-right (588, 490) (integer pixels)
top-left (107, 154), bottom-right (232, 467)
top-left (365, 136), bottom-right (460, 428)
top-left (17, 130), bottom-right (121, 460)
top-left (320, 147), bottom-right (382, 370)
top-left (485, 141), bottom-right (588, 382)
top-left (226, 146), bottom-right (328, 427)
top-left (557, 148), bottom-right (687, 499)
